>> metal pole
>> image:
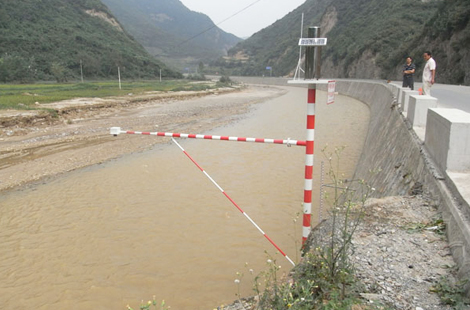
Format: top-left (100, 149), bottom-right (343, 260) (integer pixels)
top-left (110, 127), bottom-right (306, 147)
top-left (80, 60), bottom-right (84, 83)
top-left (305, 27), bottom-right (320, 80)
top-left (118, 67), bottom-right (121, 90)
top-left (293, 13), bottom-right (305, 80)
top-left (320, 160), bottom-right (324, 222)
top-left (301, 26), bottom-right (320, 246)
top-left (302, 84), bottom-right (316, 245)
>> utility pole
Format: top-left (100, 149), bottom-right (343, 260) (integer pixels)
top-left (118, 67), bottom-right (121, 90)
top-left (80, 60), bottom-right (84, 83)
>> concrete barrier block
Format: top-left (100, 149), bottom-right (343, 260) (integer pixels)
top-left (425, 108), bottom-right (470, 172)
top-left (389, 83), bottom-right (400, 99)
top-left (397, 87), bottom-right (405, 105)
top-left (401, 89), bottom-right (420, 114)
top-left (407, 95), bottom-right (438, 127)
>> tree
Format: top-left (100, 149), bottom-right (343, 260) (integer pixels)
top-left (198, 61), bottom-right (204, 74)
top-left (51, 62), bottom-right (68, 83)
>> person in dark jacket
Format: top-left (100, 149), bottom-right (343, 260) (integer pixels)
top-left (402, 56), bottom-right (416, 90)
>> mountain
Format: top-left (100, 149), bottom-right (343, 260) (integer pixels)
top-left (101, 0), bottom-right (242, 71)
top-left (0, 0), bottom-right (181, 83)
top-left (213, 0), bottom-right (334, 77)
top-left (318, 0), bottom-right (441, 80)
top-left (399, 0), bottom-right (470, 85)
top-left (218, 0), bottom-right (470, 85)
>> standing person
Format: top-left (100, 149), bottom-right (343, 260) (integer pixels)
top-left (422, 51), bottom-right (436, 95)
top-left (402, 56), bottom-right (416, 90)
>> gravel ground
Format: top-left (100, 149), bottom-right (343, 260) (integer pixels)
top-left (221, 195), bottom-right (463, 310)
top-left (353, 196), bottom-right (456, 310)
top-left (0, 85), bottom-right (286, 192)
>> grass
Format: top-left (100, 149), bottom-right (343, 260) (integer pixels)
top-left (0, 79), bottom-right (226, 110)
top-left (241, 146), bottom-right (381, 310)
top-left (126, 296), bottom-right (168, 310)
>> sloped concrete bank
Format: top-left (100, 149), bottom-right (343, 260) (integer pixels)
top-left (324, 80), bottom-right (470, 292)
top-left (231, 76), bottom-right (469, 296)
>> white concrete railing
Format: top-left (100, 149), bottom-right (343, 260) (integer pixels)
top-left (407, 95), bottom-right (438, 127)
top-left (391, 83), bottom-right (470, 172)
top-left (425, 108), bottom-right (470, 172)
top-left (402, 89), bottom-right (420, 113)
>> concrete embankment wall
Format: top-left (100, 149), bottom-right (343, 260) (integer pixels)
top-left (230, 76), bottom-right (470, 287)
top-left (326, 80), bottom-right (470, 290)
top-left (329, 81), bottom-right (433, 196)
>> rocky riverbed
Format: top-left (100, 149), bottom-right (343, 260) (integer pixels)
top-left (0, 85), bottom-right (287, 192)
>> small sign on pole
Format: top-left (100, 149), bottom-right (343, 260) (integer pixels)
top-left (327, 80), bottom-right (336, 105)
top-left (266, 66), bottom-right (272, 77)
top-left (298, 38), bottom-right (327, 46)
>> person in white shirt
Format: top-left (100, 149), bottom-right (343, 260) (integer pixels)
top-left (422, 51), bottom-right (436, 95)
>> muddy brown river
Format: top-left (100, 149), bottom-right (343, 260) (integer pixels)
top-left (0, 86), bottom-right (369, 309)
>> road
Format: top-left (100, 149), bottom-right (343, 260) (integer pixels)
top-left (392, 81), bottom-right (470, 112)
top-left (229, 76), bottom-right (470, 113)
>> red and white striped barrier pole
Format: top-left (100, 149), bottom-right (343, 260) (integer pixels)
top-left (110, 127), bottom-right (306, 147)
top-left (302, 86), bottom-right (315, 245)
top-left (171, 138), bottom-right (296, 267)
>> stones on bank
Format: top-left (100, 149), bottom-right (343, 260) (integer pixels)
top-left (219, 195), bottom-right (458, 310)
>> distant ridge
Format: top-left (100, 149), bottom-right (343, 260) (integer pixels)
top-left (101, 0), bottom-right (242, 70)
top-left (0, 0), bottom-right (181, 82)
top-left (218, 0), bottom-right (470, 85)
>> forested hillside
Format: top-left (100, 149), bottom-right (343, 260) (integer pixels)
top-left (0, 0), bottom-right (181, 83)
top-left (218, 0), bottom-right (470, 85)
top-left (101, 0), bottom-right (242, 71)
top-left (319, 0), bottom-right (441, 79)
top-left (403, 0), bottom-right (470, 85)
top-left (213, 0), bottom-right (334, 77)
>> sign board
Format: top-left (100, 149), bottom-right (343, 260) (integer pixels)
top-left (266, 66), bottom-right (272, 70)
top-left (298, 38), bottom-right (327, 46)
top-left (327, 80), bottom-right (336, 105)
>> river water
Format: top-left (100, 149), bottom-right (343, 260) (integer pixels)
top-left (0, 86), bottom-right (369, 309)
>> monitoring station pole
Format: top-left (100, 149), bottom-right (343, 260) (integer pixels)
top-left (289, 26), bottom-right (328, 246)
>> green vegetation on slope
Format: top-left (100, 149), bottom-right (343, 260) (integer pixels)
top-left (0, 0), bottom-right (181, 83)
top-left (215, 0), bottom-right (334, 77)
top-left (215, 0), bottom-right (470, 85)
top-left (401, 0), bottom-right (470, 85)
top-left (101, 0), bottom-right (242, 71)
top-left (0, 79), bottom-right (226, 110)
top-left (323, 0), bottom-right (440, 79)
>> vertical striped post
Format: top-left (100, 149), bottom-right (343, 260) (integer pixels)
top-left (302, 85), bottom-right (316, 245)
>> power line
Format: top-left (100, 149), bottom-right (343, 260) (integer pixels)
top-left (179, 0), bottom-right (264, 46)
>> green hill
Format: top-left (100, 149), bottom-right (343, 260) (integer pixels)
top-left (0, 0), bottom-right (181, 83)
top-left (213, 0), bottom-right (334, 77)
top-left (217, 0), bottom-right (470, 85)
top-left (399, 0), bottom-right (470, 85)
top-left (101, 0), bottom-right (242, 71)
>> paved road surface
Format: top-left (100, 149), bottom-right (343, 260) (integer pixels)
top-left (393, 81), bottom-right (470, 113)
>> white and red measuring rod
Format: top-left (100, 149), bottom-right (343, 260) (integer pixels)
top-left (110, 127), bottom-right (306, 147)
top-left (171, 138), bottom-right (295, 267)
top-left (302, 86), bottom-right (316, 245)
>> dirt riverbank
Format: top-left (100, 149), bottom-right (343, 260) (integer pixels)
top-left (0, 85), bottom-right (286, 192)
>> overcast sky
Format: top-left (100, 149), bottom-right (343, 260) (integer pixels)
top-left (179, 0), bottom-right (306, 38)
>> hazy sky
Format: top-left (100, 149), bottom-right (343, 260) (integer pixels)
top-left (179, 0), bottom-right (306, 38)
